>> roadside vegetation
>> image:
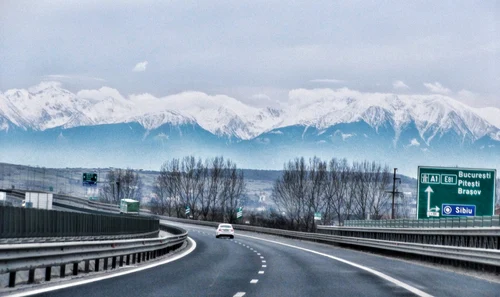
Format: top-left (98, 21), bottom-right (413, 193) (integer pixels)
top-left (147, 155), bottom-right (397, 232)
top-left (149, 156), bottom-right (245, 224)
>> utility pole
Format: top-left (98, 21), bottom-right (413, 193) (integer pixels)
top-left (390, 168), bottom-right (402, 219)
top-left (116, 181), bottom-right (121, 203)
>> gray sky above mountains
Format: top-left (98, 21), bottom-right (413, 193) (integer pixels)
top-left (1, 0), bottom-right (499, 108)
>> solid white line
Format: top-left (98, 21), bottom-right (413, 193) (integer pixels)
top-left (9, 238), bottom-right (198, 297)
top-left (238, 234), bottom-right (432, 297)
top-left (258, 271), bottom-right (264, 274)
top-left (233, 292), bottom-right (246, 297)
top-left (250, 279), bottom-right (259, 284)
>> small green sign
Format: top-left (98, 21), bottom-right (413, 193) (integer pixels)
top-left (237, 207), bottom-right (243, 219)
top-left (417, 166), bottom-right (496, 219)
top-left (314, 212), bottom-right (321, 220)
top-left (82, 173), bottom-right (98, 186)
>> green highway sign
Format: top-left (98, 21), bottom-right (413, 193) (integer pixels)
top-left (314, 212), bottom-right (321, 220)
top-left (237, 207), bottom-right (243, 219)
top-left (82, 173), bottom-right (98, 186)
top-left (417, 166), bottom-right (497, 219)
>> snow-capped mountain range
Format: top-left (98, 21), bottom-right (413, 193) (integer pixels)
top-left (1, 81), bottom-right (499, 142)
top-left (1, 81), bottom-right (499, 175)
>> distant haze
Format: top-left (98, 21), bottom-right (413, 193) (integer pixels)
top-left (1, 82), bottom-right (499, 177)
top-left (1, 1), bottom-right (499, 109)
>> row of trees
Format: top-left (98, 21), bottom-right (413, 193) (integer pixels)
top-left (98, 156), bottom-right (400, 231)
top-left (100, 169), bottom-right (143, 204)
top-left (150, 156), bottom-right (245, 223)
top-left (272, 157), bottom-right (393, 231)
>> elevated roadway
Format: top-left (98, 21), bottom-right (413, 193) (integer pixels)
top-left (18, 222), bottom-right (500, 297)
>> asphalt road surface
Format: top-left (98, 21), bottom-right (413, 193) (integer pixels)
top-left (22, 222), bottom-right (500, 297)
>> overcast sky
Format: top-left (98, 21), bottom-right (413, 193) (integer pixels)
top-left (1, 0), bottom-right (499, 108)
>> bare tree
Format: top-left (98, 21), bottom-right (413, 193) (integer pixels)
top-left (272, 157), bottom-right (308, 230)
top-left (367, 163), bottom-right (391, 219)
top-left (324, 158), bottom-right (351, 225)
top-left (176, 156), bottom-right (205, 219)
top-left (207, 157), bottom-right (225, 221)
top-left (153, 156), bottom-right (245, 221)
top-left (152, 160), bottom-right (181, 216)
top-left (221, 160), bottom-right (245, 223)
top-left (100, 168), bottom-right (143, 204)
top-left (272, 157), bottom-right (327, 231)
top-left (304, 157), bottom-right (327, 231)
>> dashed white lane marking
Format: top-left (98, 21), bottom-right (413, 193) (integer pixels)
top-left (237, 234), bottom-right (433, 297)
top-left (262, 260), bottom-right (266, 263)
top-left (260, 256), bottom-right (264, 259)
top-left (262, 265), bottom-right (267, 268)
top-left (257, 253), bottom-right (260, 255)
top-left (258, 271), bottom-right (264, 274)
top-left (250, 279), bottom-right (259, 284)
top-left (233, 292), bottom-right (246, 297)
top-left (10, 237), bottom-right (198, 297)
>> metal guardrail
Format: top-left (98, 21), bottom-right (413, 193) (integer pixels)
top-left (0, 223), bottom-right (188, 288)
top-left (345, 216), bottom-right (500, 228)
top-left (315, 233), bottom-right (500, 267)
top-left (159, 216), bottom-right (500, 268)
top-left (13, 195), bottom-right (499, 278)
top-left (317, 225), bottom-right (500, 236)
top-left (54, 194), bottom-right (153, 215)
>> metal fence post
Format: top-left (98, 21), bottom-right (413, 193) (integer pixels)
top-left (28, 269), bottom-right (35, 283)
top-left (73, 263), bottom-right (78, 276)
top-left (45, 267), bottom-right (51, 281)
top-left (9, 272), bottom-right (16, 288)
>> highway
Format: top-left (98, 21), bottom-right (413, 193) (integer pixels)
top-left (16, 222), bottom-right (500, 297)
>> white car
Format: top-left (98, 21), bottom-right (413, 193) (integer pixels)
top-left (215, 223), bottom-right (234, 238)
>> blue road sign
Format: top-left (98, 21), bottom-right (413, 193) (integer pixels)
top-left (441, 204), bottom-right (476, 216)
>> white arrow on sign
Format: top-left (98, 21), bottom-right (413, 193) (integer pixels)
top-left (430, 206), bottom-right (440, 212)
top-left (425, 186), bottom-right (434, 214)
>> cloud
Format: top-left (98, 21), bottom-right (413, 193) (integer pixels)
top-left (27, 81), bottom-right (63, 93)
top-left (309, 79), bottom-right (345, 84)
top-left (42, 74), bottom-right (106, 82)
top-left (251, 93), bottom-right (271, 101)
top-left (409, 138), bottom-right (420, 147)
top-left (154, 132), bottom-right (169, 141)
top-left (250, 93), bottom-right (274, 107)
top-left (423, 82), bottom-right (451, 94)
top-left (255, 137), bottom-right (271, 144)
top-left (393, 80), bottom-right (409, 90)
top-left (133, 61), bottom-right (148, 72)
top-left (334, 130), bottom-right (355, 141)
top-left (457, 89), bottom-right (475, 100)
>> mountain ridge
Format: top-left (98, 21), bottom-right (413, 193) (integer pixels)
top-left (1, 82), bottom-right (499, 147)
